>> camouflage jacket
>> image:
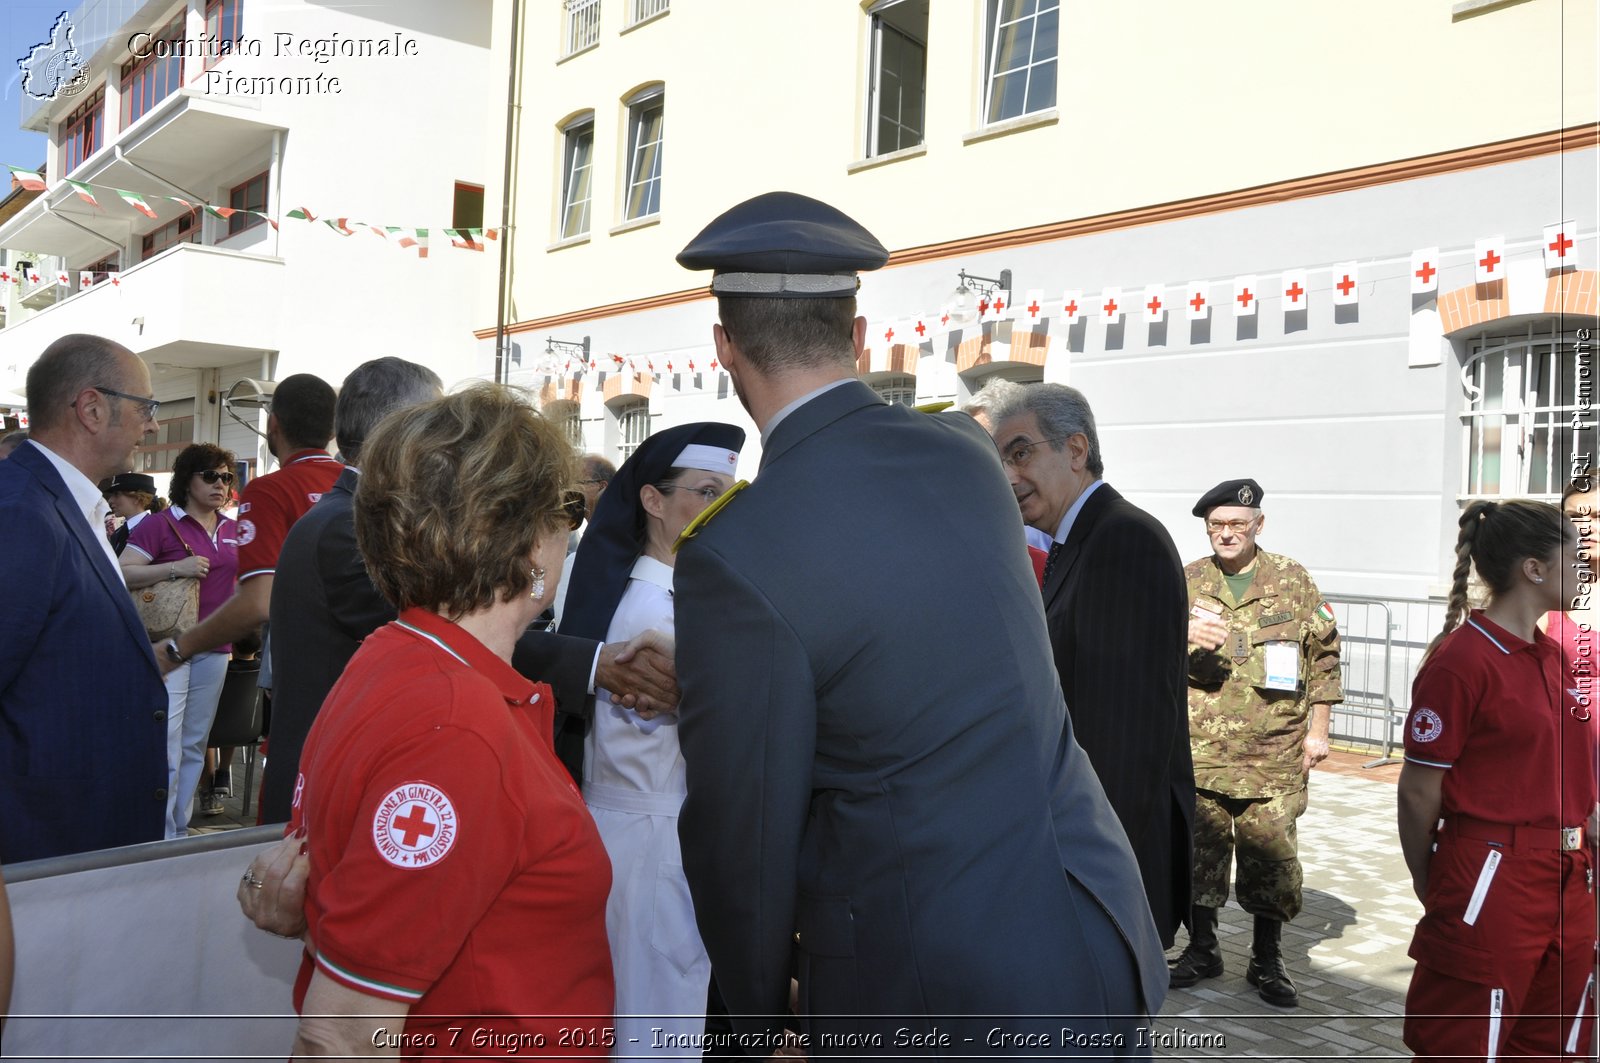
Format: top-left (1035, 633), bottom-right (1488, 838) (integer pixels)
top-left (1185, 549), bottom-right (1342, 798)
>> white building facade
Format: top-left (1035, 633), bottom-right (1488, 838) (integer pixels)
top-left (0, 0), bottom-right (497, 479)
top-left (485, 0), bottom-right (1596, 601)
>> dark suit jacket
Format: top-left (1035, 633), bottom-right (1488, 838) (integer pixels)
top-left (1043, 483), bottom-right (1195, 947)
top-left (261, 468), bottom-right (600, 822)
top-left (675, 380), bottom-right (1167, 1046)
top-left (0, 443), bottom-right (167, 862)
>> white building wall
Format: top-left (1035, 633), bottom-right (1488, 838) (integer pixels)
top-left (490, 145), bottom-right (1598, 603)
top-left (2, 0), bottom-right (501, 470)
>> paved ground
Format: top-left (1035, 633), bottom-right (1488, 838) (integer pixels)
top-left (1155, 750), bottom-right (1416, 1060)
top-left (193, 747), bottom-right (1420, 1060)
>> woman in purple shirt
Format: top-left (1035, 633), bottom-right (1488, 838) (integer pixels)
top-left (121, 443), bottom-right (241, 839)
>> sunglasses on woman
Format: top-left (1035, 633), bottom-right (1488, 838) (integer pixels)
top-left (199, 470), bottom-right (236, 485)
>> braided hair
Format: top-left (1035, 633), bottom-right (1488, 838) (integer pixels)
top-left (1426, 499), bottom-right (1567, 660)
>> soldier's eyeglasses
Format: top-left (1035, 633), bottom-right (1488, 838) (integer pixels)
top-left (999, 436), bottom-right (1072, 470)
top-left (1205, 518), bottom-right (1259, 536)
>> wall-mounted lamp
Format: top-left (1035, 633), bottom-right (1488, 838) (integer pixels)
top-left (947, 268), bottom-right (1013, 325)
top-left (546, 335), bottom-right (591, 360)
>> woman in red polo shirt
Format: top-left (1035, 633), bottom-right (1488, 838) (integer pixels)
top-left (285, 385), bottom-right (613, 1058)
top-left (1399, 499), bottom-right (1596, 1062)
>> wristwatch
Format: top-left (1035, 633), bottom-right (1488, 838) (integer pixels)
top-left (163, 638), bottom-right (189, 665)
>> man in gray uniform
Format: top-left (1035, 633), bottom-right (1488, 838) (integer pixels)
top-left (672, 192), bottom-right (1166, 1055)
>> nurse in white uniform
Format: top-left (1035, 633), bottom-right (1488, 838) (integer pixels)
top-left (559, 423), bottom-right (743, 1059)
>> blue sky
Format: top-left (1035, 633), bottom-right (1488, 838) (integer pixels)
top-left (1, 2), bottom-right (76, 172)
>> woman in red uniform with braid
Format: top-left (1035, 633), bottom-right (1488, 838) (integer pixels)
top-left (1399, 499), bottom-right (1597, 1061)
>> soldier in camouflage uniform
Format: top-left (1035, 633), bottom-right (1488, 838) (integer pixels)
top-left (1168, 478), bottom-right (1342, 1009)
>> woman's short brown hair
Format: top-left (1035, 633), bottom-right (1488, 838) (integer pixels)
top-left (169, 443), bottom-right (237, 509)
top-left (355, 383), bottom-right (576, 616)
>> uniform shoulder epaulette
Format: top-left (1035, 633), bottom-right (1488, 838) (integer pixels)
top-left (672, 479), bottom-right (750, 553)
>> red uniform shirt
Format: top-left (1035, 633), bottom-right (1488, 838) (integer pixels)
top-left (290, 608), bottom-right (614, 1052)
top-left (1406, 610), bottom-right (1597, 827)
top-left (235, 449), bottom-right (343, 581)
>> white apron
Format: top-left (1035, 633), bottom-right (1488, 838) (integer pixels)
top-left (584, 556), bottom-right (709, 1060)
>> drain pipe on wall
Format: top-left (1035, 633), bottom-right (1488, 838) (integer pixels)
top-left (492, 0), bottom-right (527, 385)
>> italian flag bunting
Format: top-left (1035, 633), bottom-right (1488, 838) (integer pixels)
top-left (115, 189), bottom-right (159, 219)
top-left (204, 205), bottom-right (237, 219)
top-left (285, 206), bottom-right (316, 222)
top-left (7, 165), bottom-right (44, 191)
top-left (448, 228), bottom-right (484, 251)
top-left (323, 217), bottom-right (356, 236)
top-left (65, 179), bottom-right (98, 207)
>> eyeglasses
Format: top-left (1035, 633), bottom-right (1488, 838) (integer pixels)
top-left (1205, 518), bottom-right (1259, 536)
top-left (999, 436), bottom-right (1072, 470)
top-left (77, 386), bottom-right (160, 421)
top-left (656, 484), bottom-right (722, 504)
top-left (199, 470), bottom-right (236, 485)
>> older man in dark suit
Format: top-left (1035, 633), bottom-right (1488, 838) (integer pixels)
top-left (671, 193), bottom-right (1166, 1054)
top-left (0, 334), bottom-right (168, 862)
top-left (979, 380), bottom-right (1195, 951)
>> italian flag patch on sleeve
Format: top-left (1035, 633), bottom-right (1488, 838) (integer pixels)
top-left (1316, 602), bottom-right (1335, 623)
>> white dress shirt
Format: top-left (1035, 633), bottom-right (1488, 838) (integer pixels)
top-left (28, 440), bottom-right (124, 582)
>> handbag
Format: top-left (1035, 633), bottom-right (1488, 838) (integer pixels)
top-left (131, 512), bottom-right (200, 642)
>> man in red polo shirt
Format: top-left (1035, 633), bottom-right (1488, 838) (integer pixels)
top-left (159, 374), bottom-right (340, 674)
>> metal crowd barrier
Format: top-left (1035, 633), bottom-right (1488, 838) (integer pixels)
top-left (1323, 594), bottom-right (1449, 768)
top-left (4, 826), bottom-right (301, 1061)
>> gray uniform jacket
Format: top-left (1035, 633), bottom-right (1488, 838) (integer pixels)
top-left (675, 380), bottom-right (1167, 1048)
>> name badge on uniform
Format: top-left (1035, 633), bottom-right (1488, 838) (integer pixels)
top-left (1264, 641), bottom-right (1300, 691)
top-left (1259, 611), bottom-right (1293, 628)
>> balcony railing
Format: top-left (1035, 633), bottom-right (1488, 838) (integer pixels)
top-left (563, 0), bottom-right (602, 56)
top-left (629, 0), bottom-right (667, 25)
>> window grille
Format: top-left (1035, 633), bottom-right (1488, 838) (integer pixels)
top-left (564, 0), bottom-right (602, 56)
top-left (1459, 325), bottom-right (1597, 499)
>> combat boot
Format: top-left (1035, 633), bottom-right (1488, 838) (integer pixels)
top-left (1167, 904), bottom-right (1223, 988)
top-left (1245, 915), bottom-right (1298, 1007)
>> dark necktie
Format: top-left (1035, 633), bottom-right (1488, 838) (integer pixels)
top-left (1041, 540), bottom-right (1064, 591)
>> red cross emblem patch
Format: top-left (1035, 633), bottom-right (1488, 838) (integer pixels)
top-left (1409, 707), bottom-right (1443, 744)
top-left (371, 782), bottom-right (458, 869)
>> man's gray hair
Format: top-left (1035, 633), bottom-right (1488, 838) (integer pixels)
top-left (974, 379), bottom-right (1105, 478)
top-left (580, 453), bottom-right (616, 482)
top-left (335, 357), bottom-right (443, 463)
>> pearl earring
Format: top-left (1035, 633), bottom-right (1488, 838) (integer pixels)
top-left (530, 566), bottom-right (546, 599)
top-left (1533, 576), bottom-right (1546, 584)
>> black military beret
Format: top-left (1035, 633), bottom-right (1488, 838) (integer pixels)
top-left (1192, 478), bottom-right (1264, 516)
top-left (101, 472), bottom-right (157, 496)
top-left (676, 191), bottom-right (889, 299)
